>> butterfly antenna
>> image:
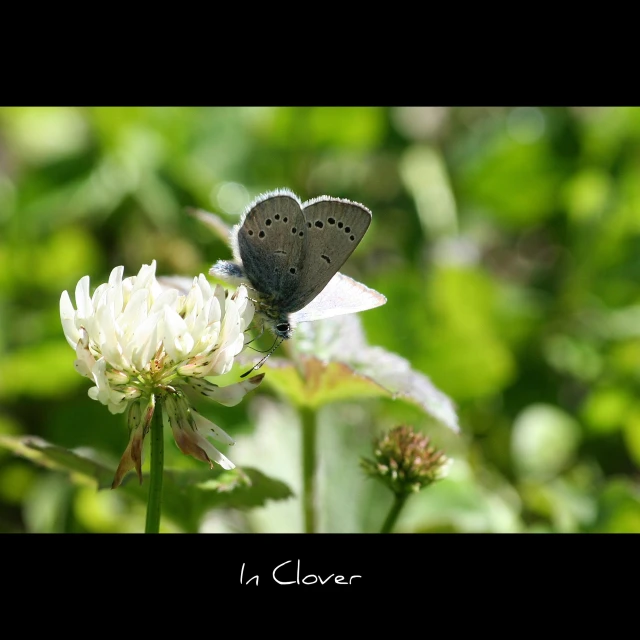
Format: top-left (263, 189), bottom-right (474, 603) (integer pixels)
top-left (240, 336), bottom-right (284, 378)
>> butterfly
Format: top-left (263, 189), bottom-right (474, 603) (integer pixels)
top-left (210, 188), bottom-right (386, 371)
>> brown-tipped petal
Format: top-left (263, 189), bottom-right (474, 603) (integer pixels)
top-left (112, 451), bottom-right (134, 489)
top-left (142, 396), bottom-right (155, 436)
top-left (112, 422), bottom-right (146, 488)
top-left (170, 415), bottom-right (235, 469)
top-left (165, 391), bottom-right (236, 470)
top-left (131, 427), bottom-right (145, 484)
top-left (171, 426), bottom-right (212, 466)
top-left (111, 397), bottom-right (154, 489)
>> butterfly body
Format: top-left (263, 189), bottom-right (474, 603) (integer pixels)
top-left (211, 188), bottom-right (385, 340)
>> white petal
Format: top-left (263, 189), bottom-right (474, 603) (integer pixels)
top-left (91, 282), bottom-right (108, 309)
top-left (128, 263), bottom-right (155, 308)
top-left (192, 410), bottom-right (235, 445)
top-left (75, 276), bottom-right (92, 319)
top-left (106, 369), bottom-right (130, 385)
top-left (87, 359), bottom-right (128, 413)
top-left (121, 275), bottom-right (134, 306)
top-left (183, 284), bottom-right (206, 338)
top-left (232, 285), bottom-right (248, 315)
top-left (184, 375), bottom-right (263, 407)
top-left (119, 289), bottom-right (149, 338)
top-left (198, 440), bottom-right (235, 470)
top-left (184, 278), bottom-right (204, 315)
top-left (60, 290), bottom-right (80, 348)
top-left (218, 302), bottom-right (240, 350)
top-left (213, 284), bottom-right (226, 321)
top-left (74, 328), bottom-right (96, 378)
top-left (128, 314), bottom-right (159, 370)
top-left (203, 343), bottom-right (236, 376)
top-left (207, 290), bottom-right (222, 326)
top-left (163, 306), bottom-right (194, 361)
top-left (135, 261), bottom-right (157, 290)
top-left (132, 261), bottom-right (163, 304)
top-left (95, 288), bottom-right (124, 369)
top-left (107, 398), bottom-right (129, 414)
top-left (149, 289), bottom-right (180, 317)
top-left (108, 266), bottom-right (124, 315)
top-left (197, 274), bottom-right (212, 300)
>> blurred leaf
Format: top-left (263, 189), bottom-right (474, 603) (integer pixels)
top-left (0, 341), bottom-right (81, 399)
top-left (519, 477), bottom-right (596, 532)
top-left (0, 435), bottom-right (294, 532)
top-left (271, 107), bottom-right (385, 150)
top-left (0, 435), bottom-right (120, 489)
top-left (511, 404), bottom-right (582, 480)
top-left (0, 226), bottom-right (103, 294)
top-left (400, 145), bottom-right (458, 238)
top-left (580, 107), bottom-right (640, 162)
top-left (581, 387), bottom-right (633, 434)
top-left (609, 339), bottom-right (640, 377)
top-left (0, 107), bottom-right (90, 164)
top-left (23, 473), bottom-right (75, 533)
top-left (367, 265), bottom-right (517, 401)
top-left (387, 460), bottom-right (522, 533)
top-left (622, 406), bottom-right (640, 466)
top-left (0, 462), bottom-right (35, 503)
top-left (542, 334), bottom-right (603, 381)
top-left (591, 478), bottom-right (640, 533)
top-left (455, 123), bottom-right (563, 226)
top-left (562, 168), bottom-right (611, 223)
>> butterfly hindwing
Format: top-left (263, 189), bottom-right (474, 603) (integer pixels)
top-left (290, 272), bottom-right (386, 324)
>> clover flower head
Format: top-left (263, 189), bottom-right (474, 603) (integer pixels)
top-left (60, 260), bottom-right (262, 487)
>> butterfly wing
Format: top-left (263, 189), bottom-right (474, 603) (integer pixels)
top-left (290, 271), bottom-right (386, 324)
top-left (289, 196), bottom-right (372, 312)
top-left (235, 191), bottom-right (307, 306)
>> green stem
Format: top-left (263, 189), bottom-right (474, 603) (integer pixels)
top-left (301, 408), bottom-right (318, 534)
top-left (381, 493), bottom-right (408, 533)
top-left (145, 397), bottom-right (164, 533)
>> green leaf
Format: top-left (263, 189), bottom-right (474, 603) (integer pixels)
top-left (0, 435), bottom-right (294, 532)
top-left (0, 435), bottom-right (115, 489)
top-left (250, 314), bottom-right (459, 433)
top-left (259, 356), bottom-right (389, 409)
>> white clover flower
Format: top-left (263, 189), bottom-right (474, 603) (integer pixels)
top-left (60, 260), bottom-right (262, 488)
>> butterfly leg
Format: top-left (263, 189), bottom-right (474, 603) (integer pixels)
top-left (245, 316), bottom-right (266, 346)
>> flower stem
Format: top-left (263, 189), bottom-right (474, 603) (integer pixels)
top-left (145, 398), bottom-right (164, 534)
top-left (381, 493), bottom-right (408, 533)
top-left (301, 408), bottom-right (318, 533)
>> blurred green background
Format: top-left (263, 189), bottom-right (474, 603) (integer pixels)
top-left (1, 106), bottom-right (639, 533)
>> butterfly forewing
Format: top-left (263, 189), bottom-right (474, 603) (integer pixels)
top-left (236, 194), bottom-right (307, 304)
top-left (288, 197), bottom-right (372, 312)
